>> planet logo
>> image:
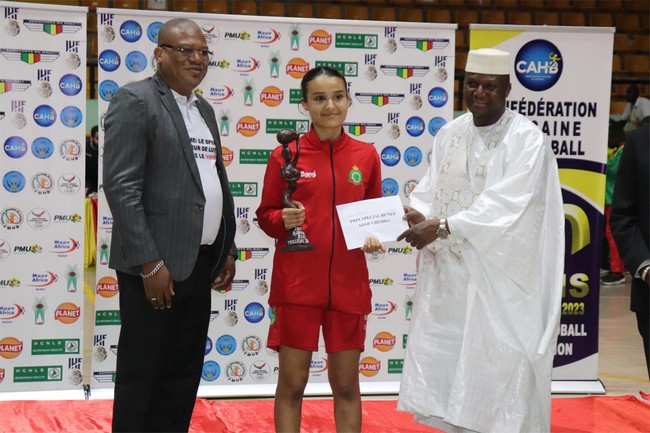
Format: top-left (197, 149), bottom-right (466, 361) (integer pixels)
top-left (403, 146), bottom-right (422, 167)
top-left (202, 360), bottom-right (220, 382)
top-left (96, 276), bottom-right (118, 298)
top-left (125, 51), bottom-right (147, 73)
top-left (428, 117), bottom-right (447, 136)
top-left (146, 21), bottom-right (162, 43)
top-left (119, 20), bottom-right (142, 43)
top-left (286, 58), bottom-right (309, 79)
top-left (60, 106), bottom-right (83, 128)
top-left (54, 302), bottom-right (81, 324)
top-left (260, 85), bottom-right (284, 107)
top-left (99, 49), bottom-right (120, 72)
top-left (59, 74), bottom-right (82, 96)
top-left (0, 337), bottom-right (23, 359)
top-left (372, 331), bottom-right (396, 352)
top-left (31, 137), bottom-right (54, 159)
top-left (222, 146), bottom-right (233, 166)
top-left (405, 116), bottom-right (425, 137)
top-left (236, 116), bottom-right (260, 137)
top-left (244, 302), bottom-right (265, 324)
top-left (4, 136), bottom-right (27, 158)
top-left (381, 178), bottom-right (399, 197)
top-left (359, 356), bottom-right (381, 377)
top-left (515, 39), bottom-right (563, 91)
top-left (33, 104), bottom-right (57, 127)
top-left (380, 146), bottom-right (401, 167)
top-left (216, 334), bottom-right (237, 355)
top-left (3, 171), bottom-right (25, 193)
top-left (427, 87), bottom-right (448, 108)
top-left (309, 29), bottom-right (332, 51)
top-left (99, 80), bottom-right (119, 101)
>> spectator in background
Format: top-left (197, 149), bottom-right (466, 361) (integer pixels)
top-left (619, 83), bottom-right (650, 132)
top-left (601, 121), bottom-right (626, 285)
top-left (611, 116), bottom-right (650, 379)
top-left (85, 125), bottom-right (99, 196)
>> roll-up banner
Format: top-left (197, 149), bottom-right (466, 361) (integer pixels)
top-left (0, 1), bottom-right (87, 395)
top-left (94, 9), bottom-right (456, 397)
top-left (470, 24), bottom-right (613, 394)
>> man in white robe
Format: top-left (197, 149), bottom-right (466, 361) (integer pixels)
top-left (396, 48), bottom-right (565, 433)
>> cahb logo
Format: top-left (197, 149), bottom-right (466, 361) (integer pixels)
top-left (427, 87), bottom-right (448, 108)
top-left (515, 39), bottom-right (563, 92)
top-left (59, 74), bottom-right (82, 96)
top-left (260, 86), bottom-right (284, 107)
top-left (244, 302), bottom-right (265, 323)
top-left (119, 20), bottom-right (142, 43)
top-left (98, 49), bottom-right (120, 72)
top-left (236, 116), bottom-right (260, 137)
top-left (380, 146), bottom-right (401, 167)
top-left (4, 136), bottom-right (27, 158)
top-left (309, 30), bottom-right (332, 51)
top-left (359, 356), bottom-right (381, 377)
top-left (33, 104), bottom-right (56, 126)
top-left (96, 276), bottom-right (118, 298)
top-left (406, 116), bottom-right (425, 137)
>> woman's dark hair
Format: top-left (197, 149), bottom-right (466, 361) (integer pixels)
top-left (300, 66), bottom-right (348, 101)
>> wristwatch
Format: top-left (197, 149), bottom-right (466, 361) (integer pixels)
top-left (437, 218), bottom-right (450, 239)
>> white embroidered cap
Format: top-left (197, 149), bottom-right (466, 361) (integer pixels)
top-left (465, 48), bottom-right (511, 75)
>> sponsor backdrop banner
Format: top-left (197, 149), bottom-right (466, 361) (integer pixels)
top-left (94, 8), bottom-right (456, 396)
top-left (0, 1), bottom-right (87, 392)
top-left (470, 25), bottom-right (613, 388)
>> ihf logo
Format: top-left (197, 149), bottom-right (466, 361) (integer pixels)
top-left (119, 20), bottom-right (142, 43)
top-left (427, 87), bottom-right (448, 108)
top-left (515, 39), bottom-right (563, 92)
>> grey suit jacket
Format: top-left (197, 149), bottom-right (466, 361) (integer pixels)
top-left (103, 73), bottom-right (236, 281)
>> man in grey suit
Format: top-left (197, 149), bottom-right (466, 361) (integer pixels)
top-left (103, 18), bottom-right (237, 432)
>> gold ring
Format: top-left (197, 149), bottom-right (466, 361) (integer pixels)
top-left (150, 297), bottom-right (157, 301)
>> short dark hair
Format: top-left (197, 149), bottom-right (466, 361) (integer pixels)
top-left (300, 66), bottom-right (347, 101)
top-left (91, 125), bottom-right (98, 136)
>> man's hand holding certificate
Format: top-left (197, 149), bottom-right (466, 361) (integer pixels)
top-left (336, 196), bottom-right (409, 250)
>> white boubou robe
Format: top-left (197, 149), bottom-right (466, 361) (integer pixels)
top-left (397, 109), bottom-right (565, 433)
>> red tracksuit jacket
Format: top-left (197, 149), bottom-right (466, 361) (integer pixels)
top-left (256, 127), bottom-right (382, 314)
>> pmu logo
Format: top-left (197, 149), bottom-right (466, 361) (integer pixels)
top-left (215, 335), bottom-right (237, 355)
top-left (260, 86), bottom-right (284, 107)
top-left (99, 80), bottom-right (119, 101)
top-left (309, 29), bottom-right (332, 51)
top-left (146, 21), bottom-right (162, 43)
top-left (3, 171), bottom-right (25, 193)
top-left (4, 136), bottom-right (27, 158)
top-left (381, 178), bottom-right (399, 197)
top-left (125, 51), bottom-right (147, 73)
top-left (244, 302), bottom-right (265, 324)
top-left (428, 117), bottom-right (447, 136)
top-left (380, 146), bottom-right (401, 167)
top-left (0, 79), bottom-right (30, 94)
top-left (427, 87), bottom-right (448, 108)
top-left (33, 105), bottom-right (56, 127)
top-left (59, 74), bottom-right (82, 96)
top-left (515, 39), bottom-right (563, 92)
top-left (24, 19), bottom-right (81, 36)
top-left (99, 50), bottom-right (120, 72)
top-left (406, 116), bottom-right (425, 137)
top-left (373, 301), bottom-right (397, 317)
top-left (60, 106), bottom-right (82, 128)
top-left (403, 146), bottom-right (423, 167)
top-left (119, 20), bottom-right (142, 42)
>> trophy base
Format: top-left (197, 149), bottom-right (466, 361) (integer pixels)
top-left (282, 226), bottom-right (316, 252)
